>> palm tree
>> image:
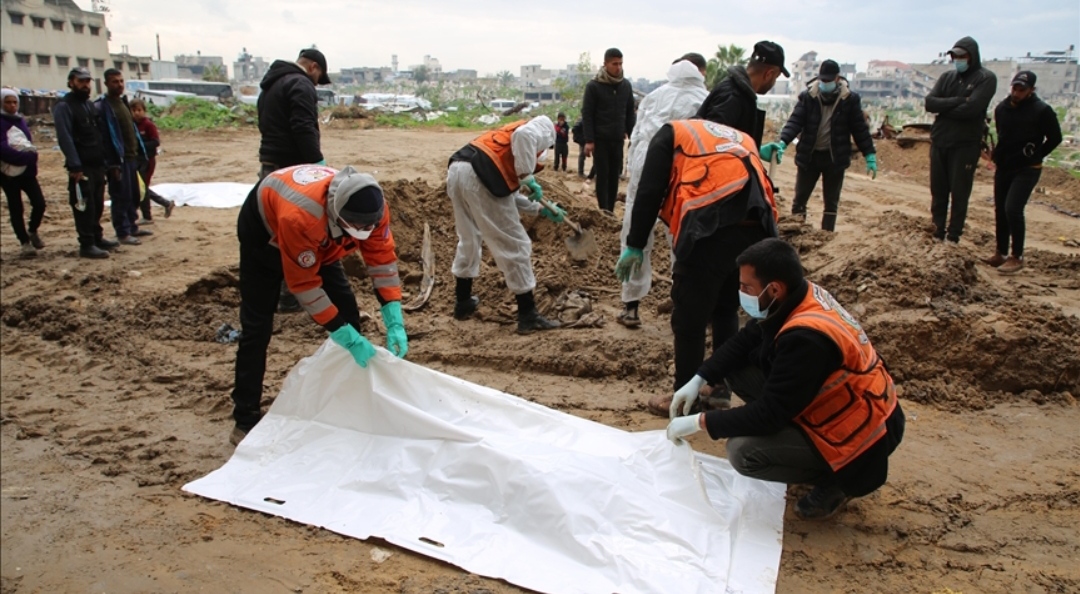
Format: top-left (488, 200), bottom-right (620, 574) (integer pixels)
top-left (202, 63), bottom-right (228, 83)
top-left (496, 70), bottom-right (515, 87)
top-left (705, 44), bottom-right (747, 88)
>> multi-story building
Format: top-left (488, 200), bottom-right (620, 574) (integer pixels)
top-left (338, 66), bottom-right (395, 85)
top-left (109, 46), bottom-right (151, 80)
top-left (1, 0), bottom-right (110, 92)
top-left (1018, 47), bottom-right (1079, 99)
top-left (175, 51), bottom-right (226, 80)
top-left (789, 51), bottom-right (856, 94)
top-left (233, 48), bottom-right (268, 84)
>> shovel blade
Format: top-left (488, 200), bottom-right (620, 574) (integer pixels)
top-left (565, 228), bottom-right (598, 262)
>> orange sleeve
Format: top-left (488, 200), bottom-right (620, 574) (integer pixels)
top-left (357, 205), bottom-right (402, 303)
top-left (276, 212), bottom-right (340, 326)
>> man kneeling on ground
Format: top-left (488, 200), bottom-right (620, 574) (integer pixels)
top-left (666, 238), bottom-right (904, 519)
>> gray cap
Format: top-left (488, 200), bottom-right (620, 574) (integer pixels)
top-left (68, 66), bottom-right (92, 80)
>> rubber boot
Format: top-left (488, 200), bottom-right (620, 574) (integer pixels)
top-left (821, 212), bottom-right (837, 232)
top-left (453, 277), bottom-right (479, 320)
top-left (515, 291), bottom-right (560, 335)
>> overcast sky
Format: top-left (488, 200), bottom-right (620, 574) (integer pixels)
top-left (92, 0), bottom-right (1078, 80)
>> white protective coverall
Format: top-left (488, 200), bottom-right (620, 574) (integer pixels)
top-left (448, 115), bottom-right (555, 295)
top-left (619, 60), bottom-right (708, 303)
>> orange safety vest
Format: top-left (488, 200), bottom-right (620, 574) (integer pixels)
top-left (257, 165), bottom-right (401, 326)
top-left (660, 120), bottom-right (778, 255)
top-left (469, 120), bottom-right (543, 195)
top-left (779, 283), bottom-right (898, 471)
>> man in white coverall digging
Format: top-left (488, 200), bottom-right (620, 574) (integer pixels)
top-left (446, 115), bottom-right (566, 334)
top-left (617, 53), bottom-right (709, 329)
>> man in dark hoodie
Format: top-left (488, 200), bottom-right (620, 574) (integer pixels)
top-left (765, 60), bottom-right (876, 231)
top-left (985, 71), bottom-right (1062, 275)
top-left (581, 48), bottom-right (636, 213)
top-left (924, 37), bottom-right (997, 244)
top-left (697, 41), bottom-right (788, 149)
top-left (257, 48), bottom-right (331, 311)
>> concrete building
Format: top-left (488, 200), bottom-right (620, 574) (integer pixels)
top-left (1018, 48), bottom-right (1079, 99)
top-left (150, 60), bottom-right (178, 80)
top-left (109, 47), bottom-right (151, 80)
top-left (338, 66), bottom-right (395, 85)
top-left (789, 51), bottom-right (856, 94)
top-left (1, 0), bottom-right (110, 92)
top-left (175, 51), bottom-right (226, 80)
top-left (233, 47), bottom-right (268, 84)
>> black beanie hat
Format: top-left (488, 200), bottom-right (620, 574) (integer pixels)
top-left (341, 185), bottom-right (385, 227)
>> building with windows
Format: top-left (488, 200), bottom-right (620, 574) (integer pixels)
top-left (109, 47), bottom-right (151, 80)
top-left (1, 0), bottom-right (110, 92)
top-left (175, 52), bottom-right (227, 81)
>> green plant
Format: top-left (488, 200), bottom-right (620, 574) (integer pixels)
top-left (154, 97), bottom-right (256, 130)
top-left (705, 44), bottom-right (747, 88)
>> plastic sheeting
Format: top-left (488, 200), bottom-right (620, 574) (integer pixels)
top-left (183, 343), bottom-right (786, 594)
top-left (150, 182), bottom-right (252, 208)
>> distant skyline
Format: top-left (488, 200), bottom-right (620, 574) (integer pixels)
top-left (91, 0), bottom-right (1078, 80)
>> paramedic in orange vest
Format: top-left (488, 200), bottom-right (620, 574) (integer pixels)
top-left (447, 115), bottom-right (566, 334)
top-left (617, 119), bottom-right (778, 416)
top-left (230, 165), bottom-right (407, 446)
top-left (666, 238), bottom-right (905, 519)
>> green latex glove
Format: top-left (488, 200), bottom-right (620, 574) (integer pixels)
top-left (316, 159), bottom-right (327, 166)
top-left (865, 154), bottom-right (878, 179)
top-left (329, 324), bottom-right (376, 368)
top-left (615, 247), bottom-right (644, 282)
top-left (522, 176), bottom-right (543, 201)
top-left (759, 140), bottom-right (786, 164)
top-left (380, 301), bottom-right (408, 358)
top-left (541, 202), bottom-right (566, 223)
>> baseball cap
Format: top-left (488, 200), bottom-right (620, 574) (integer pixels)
top-left (68, 67), bottom-right (92, 80)
top-left (947, 46), bottom-right (969, 58)
top-left (1011, 71), bottom-right (1036, 89)
top-left (298, 48), bottom-right (331, 85)
top-left (751, 41), bottom-right (790, 77)
top-left (818, 60), bottom-right (840, 82)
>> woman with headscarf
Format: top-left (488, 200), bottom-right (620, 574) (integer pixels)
top-left (1, 88), bottom-right (46, 258)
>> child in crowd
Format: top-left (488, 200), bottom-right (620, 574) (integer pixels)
top-left (554, 112), bottom-right (570, 172)
top-left (0, 88), bottom-right (46, 258)
top-left (130, 99), bottom-right (174, 223)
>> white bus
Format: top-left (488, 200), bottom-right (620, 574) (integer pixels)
top-left (125, 80), bottom-right (234, 102)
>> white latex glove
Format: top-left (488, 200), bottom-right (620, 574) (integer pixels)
top-left (671, 375), bottom-right (707, 419)
top-left (667, 415), bottom-right (702, 445)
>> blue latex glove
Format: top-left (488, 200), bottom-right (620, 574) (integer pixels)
top-left (316, 159), bottom-right (327, 166)
top-left (759, 140), bottom-right (786, 164)
top-left (380, 301), bottom-right (408, 358)
top-left (329, 324), bottom-right (377, 368)
top-left (865, 154), bottom-right (878, 179)
top-left (614, 247), bottom-right (644, 282)
top-left (522, 176), bottom-right (543, 201)
top-left (541, 202), bottom-right (566, 223)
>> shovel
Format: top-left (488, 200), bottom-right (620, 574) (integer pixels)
top-left (537, 196), bottom-right (598, 262)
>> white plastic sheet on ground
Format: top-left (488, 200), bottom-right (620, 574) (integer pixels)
top-left (183, 343), bottom-right (786, 594)
top-left (150, 182), bottom-right (252, 208)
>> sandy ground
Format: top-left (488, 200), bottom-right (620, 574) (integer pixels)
top-left (2, 124), bottom-right (1079, 594)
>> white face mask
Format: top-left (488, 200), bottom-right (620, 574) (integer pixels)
top-left (344, 226), bottom-right (373, 241)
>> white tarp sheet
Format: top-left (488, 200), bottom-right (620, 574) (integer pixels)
top-left (183, 343), bottom-right (786, 594)
top-left (150, 182), bottom-right (251, 208)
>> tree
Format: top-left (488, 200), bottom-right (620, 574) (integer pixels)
top-left (552, 52), bottom-right (593, 105)
top-left (202, 63), bottom-right (227, 83)
top-left (705, 44), bottom-right (747, 89)
top-left (496, 70), bottom-right (515, 88)
top-left (413, 65), bottom-right (430, 85)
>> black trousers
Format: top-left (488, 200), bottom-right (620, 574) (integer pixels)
top-left (929, 142), bottom-right (981, 241)
top-left (993, 167), bottom-right (1041, 258)
top-left (792, 150), bottom-right (846, 231)
top-left (1, 173), bottom-right (46, 244)
top-left (231, 197), bottom-right (363, 431)
top-left (554, 144), bottom-right (568, 171)
top-left (137, 160), bottom-right (171, 219)
top-left (592, 140), bottom-right (623, 212)
top-left (670, 225), bottom-right (770, 391)
top-left (67, 167), bottom-right (107, 248)
top-left (108, 160), bottom-right (142, 238)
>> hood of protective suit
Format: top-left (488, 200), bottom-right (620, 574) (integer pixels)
top-left (951, 37), bottom-right (982, 70)
top-left (667, 60), bottom-right (706, 88)
top-left (509, 115), bottom-right (555, 177)
top-left (327, 166), bottom-right (382, 240)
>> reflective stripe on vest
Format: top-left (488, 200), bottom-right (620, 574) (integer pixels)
top-left (469, 120), bottom-right (530, 194)
top-left (368, 262), bottom-right (400, 289)
top-left (780, 283), bottom-right (898, 471)
top-left (661, 120), bottom-right (777, 252)
top-left (257, 171), bottom-right (327, 235)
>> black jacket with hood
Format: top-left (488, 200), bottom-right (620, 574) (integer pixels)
top-left (780, 78), bottom-right (875, 171)
top-left (991, 93), bottom-right (1062, 173)
top-left (257, 60), bottom-right (323, 167)
top-left (695, 66), bottom-right (764, 148)
top-left (581, 76), bottom-right (636, 143)
top-left (924, 37), bottom-right (997, 147)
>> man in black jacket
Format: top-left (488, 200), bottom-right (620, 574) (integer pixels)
top-left (767, 60), bottom-right (876, 231)
top-left (53, 67), bottom-right (118, 259)
top-left (666, 238), bottom-right (904, 520)
top-left (257, 48), bottom-right (330, 311)
top-left (696, 41), bottom-right (788, 148)
top-left (257, 48), bottom-right (329, 179)
top-left (581, 48), bottom-right (635, 212)
top-left (924, 37), bottom-right (997, 244)
top-left (985, 71), bottom-right (1062, 275)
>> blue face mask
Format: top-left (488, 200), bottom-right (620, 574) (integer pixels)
top-left (739, 285), bottom-right (776, 320)
top-left (818, 81), bottom-right (837, 94)
top-left (954, 59), bottom-right (969, 73)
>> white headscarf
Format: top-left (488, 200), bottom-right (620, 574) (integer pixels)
top-left (1, 88), bottom-right (19, 115)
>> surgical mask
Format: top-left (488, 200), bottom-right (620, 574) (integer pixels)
top-left (954, 59), bottom-right (969, 73)
top-left (344, 226), bottom-right (373, 241)
top-left (739, 285), bottom-right (776, 320)
top-left (818, 81), bottom-right (837, 94)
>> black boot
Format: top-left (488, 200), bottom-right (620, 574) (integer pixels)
top-left (515, 291), bottom-right (560, 334)
top-left (821, 212), bottom-right (837, 232)
top-left (795, 484), bottom-right (851, 520)
top-left (453, 277), bottom-right (479, 320)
